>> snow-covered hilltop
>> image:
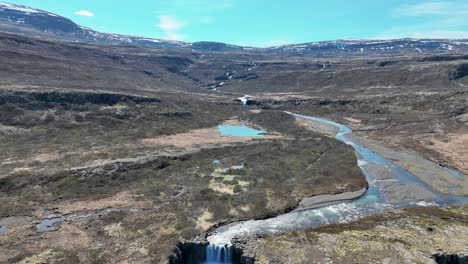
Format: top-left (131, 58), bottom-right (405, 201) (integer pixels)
top-left (269, 39), bottom-right (468, 55)
top-left (0, 2), bottom-right (49, 15)
top-left (0, 2), bottom-right (189, 48)
top-left (1, 2), bottom-right (468, 55)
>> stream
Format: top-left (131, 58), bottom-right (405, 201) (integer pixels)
top-left (183, 113), bottom-right (468, 263)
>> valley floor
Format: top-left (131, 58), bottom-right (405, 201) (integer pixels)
top-left (0, 91), bottom-right (365, 263)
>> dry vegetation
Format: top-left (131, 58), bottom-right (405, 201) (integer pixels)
top-left (248, 205), bottom-right (468, 264)
top-left (0, 93), bottom-right (365, 263)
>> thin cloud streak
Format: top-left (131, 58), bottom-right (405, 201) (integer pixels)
top-left (75, 10), bottom-right (94, 17)
top-left (380, 1), bottom-right (468, 40)
top-left (392, 1), bottom-right (468, 17)
top-left (158, 15), bottom-right (184, 30)
top-left (156, 15), bottom-right (186, 41)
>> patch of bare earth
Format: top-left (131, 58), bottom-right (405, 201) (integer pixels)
top-left (343, 117), bottom-right (362, 123)
top-left (31, 153), bottom-right (61, 163)
top-left (295, 118), bottom-right (336, 137)
top-left (1, 117), bottom-right (282, 178)
top-left (425, 133), bottom-right (468, 175)
top-left (58, 191), bottom-right (152, 215)
top-left (196, 210), bottom-right (215, 231)
top-left (141, 118), bottom-right (282, 149)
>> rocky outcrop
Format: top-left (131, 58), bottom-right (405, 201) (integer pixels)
top-left (449, 63), bottom-right (468, 80)
top-left (433, 254), bottom-right (468, 264)
top-left (0, 91), bottom-right (159, 108)
top-left (169, 242), bottom-right (254, 264)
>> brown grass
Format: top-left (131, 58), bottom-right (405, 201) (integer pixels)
top-left (426, 133), bottom-right (468, 175)
top-left (59, 192), bottom-right (152, 215)
top-left (141, 118), bottom-right (282, 148)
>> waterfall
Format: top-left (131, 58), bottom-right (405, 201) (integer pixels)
top-left (204, 245), bottom-right (233, 263)
top-left (238, 95), bottom-right (252, 105)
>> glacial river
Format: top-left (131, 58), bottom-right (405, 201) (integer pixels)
top-left (202, 113), bottom-right (467, 261)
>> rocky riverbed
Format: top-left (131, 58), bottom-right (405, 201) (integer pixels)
top-left (243, 205), bottom-right (468, 263)
top-left (205, 114), bottom-right (467, 249)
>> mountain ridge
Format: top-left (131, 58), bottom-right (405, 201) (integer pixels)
top-left (2, 1), bottom-right (468, 55)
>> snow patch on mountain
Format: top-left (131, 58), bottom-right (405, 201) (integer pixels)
top-left (0, 2), bottom-right (57, 16)
top-left (1, 2), bottom-right (468, 54)
top-left (0, 2), bottom-right (40, 13)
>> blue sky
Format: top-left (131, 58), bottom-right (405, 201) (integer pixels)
top-left (5, 0), bottom-right (468, 46)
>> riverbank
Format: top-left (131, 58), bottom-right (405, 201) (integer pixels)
top-left (243, 205), bottom-right (468, 263)
top-left (206, 113), bottom-right (467, 248)
top-left (349, 135), bottom-right (468, 195)
top-left (294, 188), bottom-right (367, 212)
top-left (295, 113), bottom-right (467, 195)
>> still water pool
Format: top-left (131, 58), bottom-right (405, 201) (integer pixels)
top-left (217, 125), bottom-right (265, 137)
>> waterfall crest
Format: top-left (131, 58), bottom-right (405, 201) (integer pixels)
top-left (205, 245), bottom-right (233, 263)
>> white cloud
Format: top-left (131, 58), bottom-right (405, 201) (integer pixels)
top-left (381, 1), bottom-right (468, 39)
top-left (437, 17), bottom-right (468, 27)
top-left (156, 16), bottom-right (186, 41)
top-left (75, 10), bottom-right (94, 17)
top-left (153, 0), bottom-right (234, 41)
top-left (392, 2), bottom-right (451, 16)
top-left (392, 1), bottom-right (468, 17)
top-left (158, 15), bottom-right (184, 31)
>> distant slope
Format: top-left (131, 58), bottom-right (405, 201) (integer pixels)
top-left (0, 2), bottom-right (245, 51)
top-left (270, 39), bottom-right (468, 56)
top-left (2, 2), bottom-right (468, 55)
top-left (1, 31), bottom-right (467, 96)
top-left (0, 2), bottom-right (468, 96)
top-left (0, 2), bottom-right (189, 48)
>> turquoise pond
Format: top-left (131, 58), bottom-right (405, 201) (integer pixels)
top-left (217, 125), bottom-right (265, 137)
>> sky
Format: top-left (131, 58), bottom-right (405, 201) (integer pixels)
top-left (4, 0), bottom-right (468, 46)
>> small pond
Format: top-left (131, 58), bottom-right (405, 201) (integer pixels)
top-left (217, 125), bottom-right (265, 137)
top-left (36, 217), bottom-right (64, 233)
